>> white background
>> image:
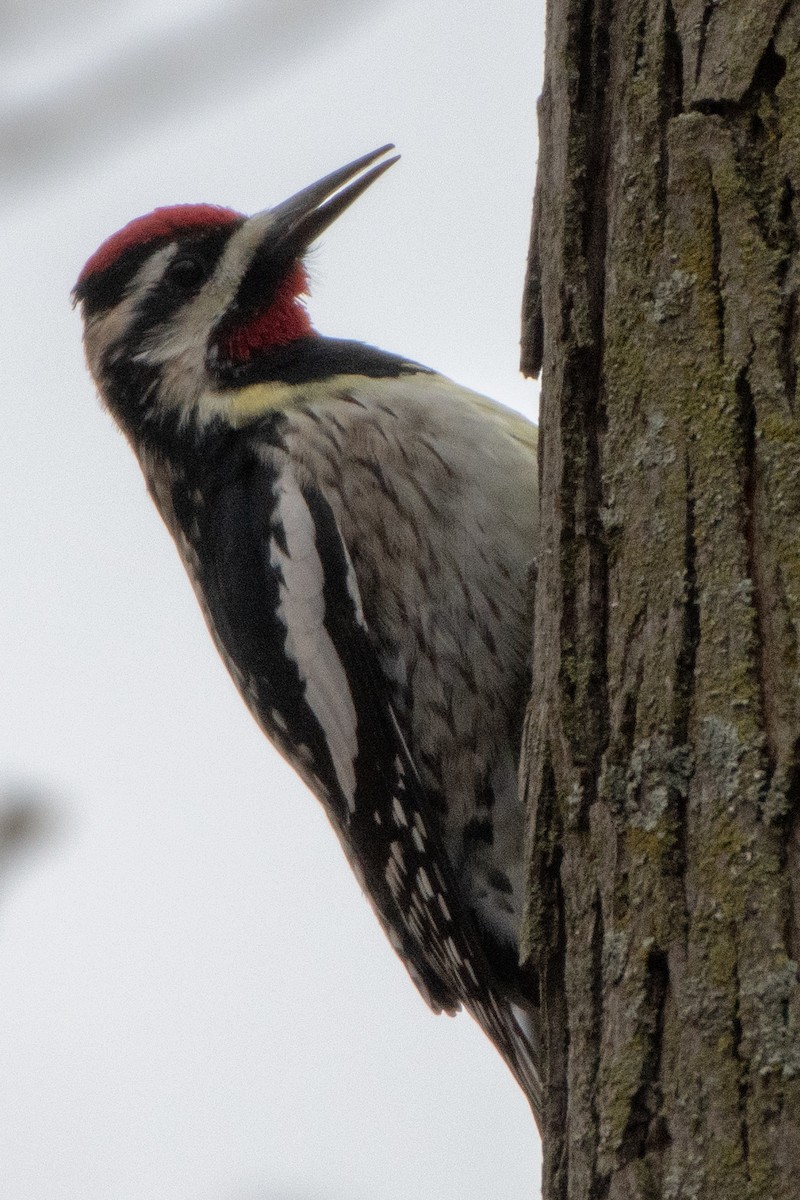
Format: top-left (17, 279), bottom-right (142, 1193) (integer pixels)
top-left (0, 2), bottom-right (544, 1197)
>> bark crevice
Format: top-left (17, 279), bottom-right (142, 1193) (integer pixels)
top-left (695, 0), bottom-right (716, 88)
top-left (730, 958), bottom-right (753, 1180)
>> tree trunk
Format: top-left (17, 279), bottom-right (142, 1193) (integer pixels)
top-left (520, 2), bottom-right (800, 1197)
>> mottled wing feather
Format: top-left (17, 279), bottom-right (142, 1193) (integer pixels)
top-left (289, 476), bottom-right (542, 1113)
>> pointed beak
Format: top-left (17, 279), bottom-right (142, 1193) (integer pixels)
top-left (255, 144), bottom-right (399, 255)
top-left (212, 146), bottom-right (399, 347)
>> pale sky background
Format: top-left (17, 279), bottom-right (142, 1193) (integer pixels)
top-left (1, 2), bottom-right (545, 1197)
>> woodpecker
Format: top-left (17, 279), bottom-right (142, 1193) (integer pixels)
top-left (74, 146), bottom-right (541, 1119)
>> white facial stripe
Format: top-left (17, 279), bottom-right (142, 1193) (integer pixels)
top-left (210, 209), bottom-right (276, 292)
top-left (133, 243), bottom-right (179, 290)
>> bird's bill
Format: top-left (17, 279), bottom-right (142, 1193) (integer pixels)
top-left (254, 144), bottom-right (400, 255)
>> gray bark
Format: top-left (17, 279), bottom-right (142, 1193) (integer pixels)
top-left (520, 2), bottom-right (800, 1197)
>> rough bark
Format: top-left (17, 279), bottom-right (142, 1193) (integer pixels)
top-left (520, 2), bottom-right (800, 1197)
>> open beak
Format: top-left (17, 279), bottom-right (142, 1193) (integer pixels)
top-left (258, 144), bottom-right (399, 255)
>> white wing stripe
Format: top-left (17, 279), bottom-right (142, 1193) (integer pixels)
top-left (270, 468), bottom-right (359, 811)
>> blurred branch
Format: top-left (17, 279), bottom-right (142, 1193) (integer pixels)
top-left (0, 785), bottom-right (64, 878)
top-left (1, 0), bottom-right (393, 201)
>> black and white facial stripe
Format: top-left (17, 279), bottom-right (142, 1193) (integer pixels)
top-left (74, 225), bottom-right (241, 321)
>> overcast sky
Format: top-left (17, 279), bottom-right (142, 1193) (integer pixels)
top-left (0, 2), bottom-right (544, 1197)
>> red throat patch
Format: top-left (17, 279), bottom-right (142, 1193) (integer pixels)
top-left (78, 204), bottom-right (242, 284)
top-left (216, 261), bottom-right (315, 361)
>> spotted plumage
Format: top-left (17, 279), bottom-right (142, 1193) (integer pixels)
top-left (74, 146), bottom-right (542, 1120)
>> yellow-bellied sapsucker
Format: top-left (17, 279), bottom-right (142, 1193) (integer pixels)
top-left (74, 146), bottom-right (541, 1118)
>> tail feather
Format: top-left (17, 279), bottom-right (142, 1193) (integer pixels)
top-left (468, 995), bottom-right (543, 1127)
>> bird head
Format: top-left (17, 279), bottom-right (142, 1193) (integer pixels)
top-left (74, 145), bottom-right (398, 443)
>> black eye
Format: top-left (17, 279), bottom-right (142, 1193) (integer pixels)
top-left (165, 255), bottom-right (208, 292)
